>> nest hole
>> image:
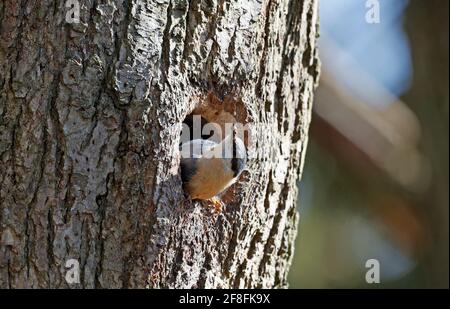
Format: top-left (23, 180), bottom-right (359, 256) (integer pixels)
top-left (179, 92), bottom-right (251, 209)
top-left (180, 92), bottom-right (250, 146)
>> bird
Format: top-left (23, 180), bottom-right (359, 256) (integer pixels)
top-left (180, 132), bottom-right (247, 212)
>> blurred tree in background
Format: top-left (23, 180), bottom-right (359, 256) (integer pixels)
top-left (288, 0), bottom-right (448, 288)
top-left (403, 0), bottom-right (449, 288)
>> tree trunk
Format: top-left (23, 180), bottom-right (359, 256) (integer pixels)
top-left (0, 0), bottom-right (320, 288)
top-left (404, 0), bottom-right (449, 288)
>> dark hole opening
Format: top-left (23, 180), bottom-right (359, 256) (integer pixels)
top-left (180, 114), bottom-right (214, 145)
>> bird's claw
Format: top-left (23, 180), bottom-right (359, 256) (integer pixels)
top-left (210, 197), bottom-right (223, 213)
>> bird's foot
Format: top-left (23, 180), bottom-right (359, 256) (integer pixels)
top-left (209, 197), bottom-right (223, 213)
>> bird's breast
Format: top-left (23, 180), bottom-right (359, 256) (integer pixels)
top-left (186, 158), bottom-right (235, 200)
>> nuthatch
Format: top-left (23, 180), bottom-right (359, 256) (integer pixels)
top-left (180, 133), bottom-right (247, 210)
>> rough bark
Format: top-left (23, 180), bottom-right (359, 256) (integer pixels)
top-left (0, 0), bottom-right (320, 288)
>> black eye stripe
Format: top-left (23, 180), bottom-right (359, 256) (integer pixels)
top-left (231, 157), bottom-right (237, 176)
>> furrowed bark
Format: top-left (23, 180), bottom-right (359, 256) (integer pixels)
top-left (0, 0), bottom-right (320, 288)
